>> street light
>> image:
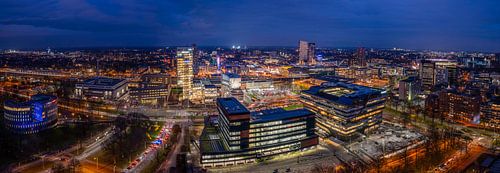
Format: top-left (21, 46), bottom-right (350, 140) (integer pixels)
top-left (94, 157), bottom-right (99, 170)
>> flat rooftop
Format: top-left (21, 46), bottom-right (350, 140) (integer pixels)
top-left (216, 97), bottom-right (250, 115)
top-left (250, 108), bottom-right (313, 123)
top-left (83, 77), bottom-right (126, 87)
top-left (5, 94), bottom-right (56, 107)
top-left (223, 72), bottom-right (240, 78)
top-left (303, 82), bottom-right (383, 105)
top-left (400, 76), bottom-right (418, 83)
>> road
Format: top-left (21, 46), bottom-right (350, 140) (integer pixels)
top-left (12, 127), bottom-right (113, 173)
top-left (125, 123), bottom-right (173, 173)
top-left (76, 128), bottom-right (114, 160)
top-left (157, 125), bottom-right (186, 173)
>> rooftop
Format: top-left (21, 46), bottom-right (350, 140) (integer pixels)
top-left (223, 72), bottom-right (240, 78)
top-left (83, 77), bottom-right (126, 86)
top-left (303, 82), bottom-right (383, 105)
top-left (251, 108), bottom-right (313, 123)
top-left (400, 76), bottom-right (418, 83)
top-left (5, 94), bottom-right (57, 107)
top-left (216, 97), bottom-right (250, 115)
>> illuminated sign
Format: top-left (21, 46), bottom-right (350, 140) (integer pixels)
top-left (32, 102), bottom-right (44, 122)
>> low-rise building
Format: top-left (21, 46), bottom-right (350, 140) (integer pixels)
top-left (4, 94), bottom-right (58, 134)
top-left (75, 77), bottom-right (129, 101)
top-left (129, 85), bottom-right (169, 105)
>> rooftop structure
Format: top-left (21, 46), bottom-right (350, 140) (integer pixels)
top-left (301, 82), bottom-right (386, 140)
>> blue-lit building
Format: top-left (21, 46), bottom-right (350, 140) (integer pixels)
top-left (3, 94), bottom-right (58, 134)
top-left (199, 97), bottom-right (318, 167)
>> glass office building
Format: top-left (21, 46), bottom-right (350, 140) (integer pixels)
top-left (300, 82), bottom-right (386, 140)
top-left (199, 97), bottom-right (318, 167)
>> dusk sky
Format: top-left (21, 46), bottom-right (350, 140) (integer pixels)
top-left (1, 0), bottom-right (499, 51)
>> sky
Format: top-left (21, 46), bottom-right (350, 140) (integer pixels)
top-left (1, 0), bottom-right (500, 52)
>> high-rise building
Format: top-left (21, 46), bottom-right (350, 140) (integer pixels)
top-left (355, 47), bottom-right (367, 67)
top-left (300, 82), bottom-right (386, 140)
top-left (199, 97), bottom-right (318, 167)
top-left (420, 59), bottom-right (458, 92)
top-left (399, 76), bottom-right (421, 101)
top-left (298, 40), bottom-right (316, 66)
top-left (176, 47), bottom-right (194, 101)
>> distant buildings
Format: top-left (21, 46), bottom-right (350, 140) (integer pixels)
top-left (300, 82), bottom-right (386, 140)
top-left (350, 47), bottom-right (367, 67)
top-left (4, 94), bottom-right (58, 134)
top-left (298, 40), bottom-right (316, 66)
top-left (176, 47), bottom-right (194, 101)
top-left (75, 77), bottom-right (129, 101)
top-left (199, 97), bottom-right (318, 167)
top-left (221, 73), bottom-right (241, 90)
top-left (420, 59), bottom-right (458, 92)
top-left (399, 76), bottom-right (421, 101)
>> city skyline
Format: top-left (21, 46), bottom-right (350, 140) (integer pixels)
top-left (0, 1), bottom-right (499, 173)
top-left (2, 0), bottom-right (500, 51)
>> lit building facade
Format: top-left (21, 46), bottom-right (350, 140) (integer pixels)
top-left (4, 94), bottom-right (58, 134)
top-left (420, 59), bottom-right (457, 92)
top-left (300, 82), bottom-right (386, 140)
top-left (438, 88), bottom-right (481, 124)
top-left (399, 76), bottom-right (421, 101)
top-left (176, 47), bottom-right (194, 101)
top-left (298, 40), bottom-right (316, 66)
top-left (199, 97), bottom-right (318, 167)
top-left (482, 98), bottom-right (499, 129)
top-left (129, 85), bottom-right (169, 105)
top-left (221, 73), bottom-right (241, 90)
top-left (221, 73), bottom-right (241, 97)
top-left (75, 77), bottom-right (129, 101)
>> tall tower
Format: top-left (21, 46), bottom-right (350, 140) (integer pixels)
top-left (356, 47), bottom-right (367, 67)
top-left (298, 40), bottom-right (316, 66)
top-left (176, 47), bottom-right (194, 101)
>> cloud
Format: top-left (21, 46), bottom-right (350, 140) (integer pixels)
top-left (0, 0), bottom-right (499, 51)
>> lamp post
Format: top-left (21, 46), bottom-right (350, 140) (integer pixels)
top-left (94, 157), bottom-right (99, 170)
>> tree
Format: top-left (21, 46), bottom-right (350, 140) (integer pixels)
top-left (51, 162), bottom-right (68, 173)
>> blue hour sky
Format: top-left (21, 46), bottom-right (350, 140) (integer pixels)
top-left (1, 0), bottom-right (499, 51)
